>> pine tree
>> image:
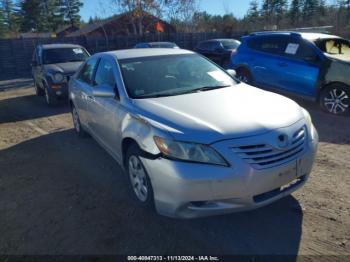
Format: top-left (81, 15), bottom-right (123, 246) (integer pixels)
top-left (302, 0), bottom-right (319, 25)
top-left (0, 6), bottom-right (7, 37)
top-left (289, 0), bottom-right (301, 26)
top-left (60, 0), bottom-right (83, 27)
top-left (247, 0), bottom-right (260, 19)
top-left (1, 0), bottom-right (14, 31)
top-left (20, 0), bottom-right (42, 32)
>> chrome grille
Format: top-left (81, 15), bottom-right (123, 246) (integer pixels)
top-left (232, 126), bottom-right (306, 169)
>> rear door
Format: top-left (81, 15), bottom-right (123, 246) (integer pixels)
top-left (72, 56), bottom-right (99, 127)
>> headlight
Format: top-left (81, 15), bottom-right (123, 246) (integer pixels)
top-left (154, 136), bottom-right (228, 166)
top-left (53, 73), bottom-right (64, 82)
top-left (302, 108), bottom-right (312, 127)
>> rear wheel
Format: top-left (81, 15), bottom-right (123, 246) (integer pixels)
top-left (236, 68), bottom-right (253, 84)
top-left (71, 105), bottom-right (88, 137)
top-left (319, 84), bottom-right (350, 116)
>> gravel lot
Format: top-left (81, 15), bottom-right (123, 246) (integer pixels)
top-left (0, 84), bottom-right (349, 257)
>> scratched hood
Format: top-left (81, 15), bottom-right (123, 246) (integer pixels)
top-left (44, 61), bottom-right (83, 75)
top-left (134, 83), bottom-right (304, 144)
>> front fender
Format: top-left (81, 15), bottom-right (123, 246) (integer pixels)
top-left (121, 113), bottom-right (174, 156)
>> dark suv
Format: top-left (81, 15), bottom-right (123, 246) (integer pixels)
top-left (195, 39), bottom-right (240, 68)
top-left (31, 44), bottom-right (90, 106)
top-left (231, 32), bottom-right (350, 115)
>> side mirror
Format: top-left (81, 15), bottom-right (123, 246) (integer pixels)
top-left (226, 69), bottom-right (237, 78)
top-left (92, 83), bottom-right (116, 98)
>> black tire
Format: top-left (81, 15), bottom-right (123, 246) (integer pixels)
top-left (44, 84), bottom-right (58, 106)
top-left (319, 84), bottom-right (350, 116)
top-left (34, 79), bottom-right (44, 96)
top-left (221, 57), bottom-right (230, 69)
top-left (125, 144), bottom-right (154, 209)
top-left (71, 105), bottom-right (89, 137)
top-left (236, 68), bottom-right (253, 84)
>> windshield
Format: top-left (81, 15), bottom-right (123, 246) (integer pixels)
top-left (42, 48), bottom-right (89, 64)
top-left (151, 43), bottom-right (178, 48)
top-left (314, 38), bottom-right (350, 58)
top-left (120, 54), bottom-right (237, 99)
top-left (221, 40), bottom-right (240, 50)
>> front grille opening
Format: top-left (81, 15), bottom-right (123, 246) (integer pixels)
top-left (253, 175), bottom-right (306, 203)
top-left (232, 126), bottom-right (307, 169)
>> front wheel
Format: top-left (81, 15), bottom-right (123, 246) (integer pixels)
top-left (34, 80), bottom-right (44, 96)
top-left (236, 68), bottom-right (253, 84)
top-left (319, 84), bottom-right (350, 116)
top-left (126, 144), bottom-right (154, 208)
top-left (44, 85), bottom-right (58, 106)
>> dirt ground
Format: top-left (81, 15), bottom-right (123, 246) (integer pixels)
top-left (0, 84), bottom-right (349, 258)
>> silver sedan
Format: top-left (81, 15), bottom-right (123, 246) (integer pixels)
top-left (69, 48), bottom-right (318, 218)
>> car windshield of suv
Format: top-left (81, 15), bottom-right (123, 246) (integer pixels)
top-left (42, 48), bottom-right (89, 64)
top-left (314, 38), bottom-right (350, 59)
top-left (120, 54), bottom-right (237, 99)
top-left (221, 40), bottom-right (240, 50)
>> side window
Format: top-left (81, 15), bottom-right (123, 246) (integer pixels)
top-left (248, 36), bottom-right (288, 55)
top-left (94, 58), bottom-right (115, 87)
top-left (296, 41), bottom-right (318, 60)
top-left (78, 57), bottom-right (98, 85)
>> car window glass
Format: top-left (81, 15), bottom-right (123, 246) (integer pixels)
top-left (42, 48), bottom-right (89, 64)
top-left (94, 59), bottom-right (115, 87)
top-left (248, 36), bottom-right (288, 55)
top-left (120, 54), bottom-right (236, 99)
top-left (315, 38), bottom-right (350, 58)
top-left (78, 57), bottom-right (98, 85)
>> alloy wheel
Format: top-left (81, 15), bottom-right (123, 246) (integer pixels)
top-left (128, 155), bottom-right (149, 202)
top-left (323, 88), bottom-right (349, 114)
top-left (72, 107), bottom-right (81, 133)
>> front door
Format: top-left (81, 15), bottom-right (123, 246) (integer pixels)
top-left (88, 57), bottom-right (123, 160)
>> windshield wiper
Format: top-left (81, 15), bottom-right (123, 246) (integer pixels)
top-left (181, 85), bottom-right (231, 94)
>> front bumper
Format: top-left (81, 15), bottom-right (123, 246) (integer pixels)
top-left (141, 123), bottom-right (318, 219)
top-left (49, 82), bottom-right (68, 98)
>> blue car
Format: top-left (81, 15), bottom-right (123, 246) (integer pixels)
top-left (231, 32), bottom-right (350, 115)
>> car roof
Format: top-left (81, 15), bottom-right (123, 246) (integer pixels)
top-left (148, 42), bottom-right (177, 45)
top-left (102, 48), bottom-right (194, 60)
top-left (248, 31), bottom-right (341, 41)
top-left (201, 38), bottom-right (239, 43)
top-left (40, 43), bottom-right (84, 50)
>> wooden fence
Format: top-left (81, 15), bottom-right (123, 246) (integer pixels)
top-left (0, 32), bottom-right (244, 81)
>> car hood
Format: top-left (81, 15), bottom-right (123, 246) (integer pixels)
top-left (133, 83), bottom-right (304, 144)
top-left (44, 61), bottom-right (83, 75)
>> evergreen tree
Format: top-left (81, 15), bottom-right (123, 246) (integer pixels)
top-left (302, 0), bottom-right (319, 25)
top-left (20, 0), bottom-right (43, 32)
top-left (0, 6), bottom-right (7, 37)
top-left (247, 0), bottom-right (260, 19)
top-left (289, 0), bottom-right (301, 26)
top-left (60, 0), bottom-right (83, 27)
top-left (1, 0), bottom-right (14, 31)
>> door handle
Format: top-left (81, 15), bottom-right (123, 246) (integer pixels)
top-left (87, 95), bottom-right (95, 102)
